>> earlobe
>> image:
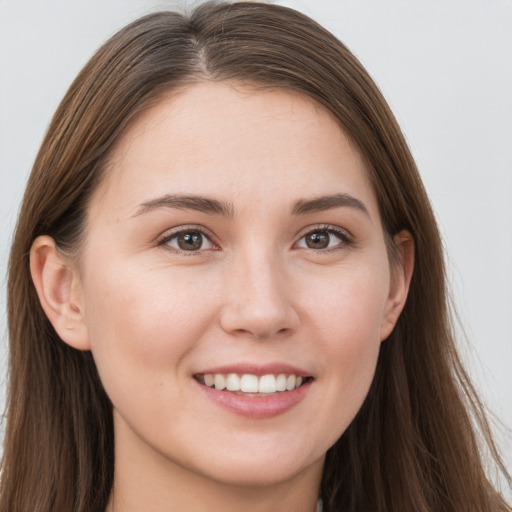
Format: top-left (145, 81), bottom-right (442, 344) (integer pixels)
top-left (30, 235), bottom-right (91, 350)
top-left (380, 230), bottom-right (415, 341)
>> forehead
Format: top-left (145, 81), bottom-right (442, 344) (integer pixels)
top-left (90, 81), bottom-right (377, 218)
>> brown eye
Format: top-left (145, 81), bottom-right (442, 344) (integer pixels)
top-left (296, 228), bottom-right (349, 251)
top-left (177, 231), bottom-right (203, 250)
top-left (305, 231), bottom-right (330, 249)
top-left (163, 229), bottom-right (214, 252)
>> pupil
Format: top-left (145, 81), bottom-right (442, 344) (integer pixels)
top-left (178, 232), bottom-right (202, 250)
top-left (306, 231), bottom-right (329, 249)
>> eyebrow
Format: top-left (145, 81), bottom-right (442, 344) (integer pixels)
top-left (291, 193), bottom-right (369, 216)
top-left (133, 192), bottom-right (368, 218)
top-left (134, 194), bottom-right (234, 217)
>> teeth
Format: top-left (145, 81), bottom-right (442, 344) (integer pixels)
top-left (226, 373), bottom-right (241, 391)
top-left (201, 372), bottom-right (307, 393)
top-left (258, 374), bottom-right (277, 393)
top-left (214, 374), bottom-right (226, 391)
top-left (240, 374), bottom-right (259, 393)
top-left (276, 374), bottom-right (287, 392)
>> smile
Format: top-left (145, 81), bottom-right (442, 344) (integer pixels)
top-left (194, 369), bottom-right (313, 419)
top-left (194, 373), bottom-right (311, 394)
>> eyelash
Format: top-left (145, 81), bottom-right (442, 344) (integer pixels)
top-left (296, 224), bottom-right (354, 252)
top-left (157, 224), bottom-right (353, 254)
top-left (157, 226), bottom-right (218, 255)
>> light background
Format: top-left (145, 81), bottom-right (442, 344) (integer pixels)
top-left (1, 0), bottom-right (511, 481)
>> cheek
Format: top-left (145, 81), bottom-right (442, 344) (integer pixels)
top-left (303, 262), bottom-right (389, 428)
top-left (306, 259), bottom-right (390, 347)
top-left (81, 258), bottom-right (218, 401)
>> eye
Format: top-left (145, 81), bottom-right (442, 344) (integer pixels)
top-left (160, 229), bottom-right (215, 252)
top-left (295, 227), bottom-right (351, 251)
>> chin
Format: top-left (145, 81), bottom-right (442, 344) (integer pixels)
top-left (189, 448), bottom-right (324, 488)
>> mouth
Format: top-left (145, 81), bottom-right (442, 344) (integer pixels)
top-left (194, 372), bottom-right (313, 396)
top-left (194, 368), bottom-right (314, 419)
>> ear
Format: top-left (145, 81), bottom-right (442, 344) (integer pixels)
top-left (30, 235), bottom-right (91, 350)
top-left (380, 230), bottom-right (415, 341)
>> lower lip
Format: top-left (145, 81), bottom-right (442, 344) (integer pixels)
top-left (196, 380), bottom-right (312, 419)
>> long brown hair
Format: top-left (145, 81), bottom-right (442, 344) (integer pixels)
top-left (2, 2), bottom-right (510, 511)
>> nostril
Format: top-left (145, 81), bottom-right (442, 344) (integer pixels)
top-left (253, 327), bottom-right (291, 339)
top-left (230, 326), bottom-right (293, 340)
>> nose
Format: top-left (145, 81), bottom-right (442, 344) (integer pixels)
top-left (219, 249), bottom-right (299, 339)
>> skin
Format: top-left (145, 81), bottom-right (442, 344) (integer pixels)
top-left (31, 82), bottom-right (413, 512)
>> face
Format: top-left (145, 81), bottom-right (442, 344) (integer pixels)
top-left (71, 83), bottom-right (407, 488)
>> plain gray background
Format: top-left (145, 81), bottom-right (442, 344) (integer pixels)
top-left (1, 0), bottom-right (511, 480)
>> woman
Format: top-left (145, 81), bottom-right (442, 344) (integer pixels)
top-left (2, 2), bottom-right (510, 511)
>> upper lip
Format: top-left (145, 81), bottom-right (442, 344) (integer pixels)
top-left (195, 362), bottom-right (311, 378)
